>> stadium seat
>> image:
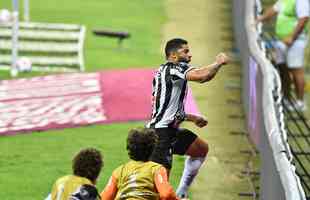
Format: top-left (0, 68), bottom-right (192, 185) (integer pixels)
top-left (0, 22), bottom-right (86, 72)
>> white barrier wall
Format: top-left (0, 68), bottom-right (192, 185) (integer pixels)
top-left (233, 0), bottom-right (306, 199)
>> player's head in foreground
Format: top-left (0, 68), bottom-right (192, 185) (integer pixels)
top-left (72, 148), bottom-right (103, 184)
top-left (165, 38), bottom-right (192, 63)
top-left (127, 128), bottom-right (158, 162)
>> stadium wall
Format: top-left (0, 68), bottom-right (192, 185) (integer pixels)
top-left (233, 0), bottom-right (306, 199)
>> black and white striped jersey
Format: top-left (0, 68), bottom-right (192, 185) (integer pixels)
top-left (147, 62), bottom-right (194, 128)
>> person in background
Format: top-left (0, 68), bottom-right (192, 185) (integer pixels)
top-left (256, 0), bottom-right (309, 111)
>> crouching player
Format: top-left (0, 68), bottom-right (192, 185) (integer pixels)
top-left (100, 128), bottom-right (180, 200)
top-left (46, 148), bottom-right (103, 200)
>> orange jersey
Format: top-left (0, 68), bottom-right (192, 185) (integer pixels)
top-left (101, 160), bottom-right (179, 200)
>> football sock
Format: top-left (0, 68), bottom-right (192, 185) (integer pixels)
top-left (176, 156), bottom-right (206, 197)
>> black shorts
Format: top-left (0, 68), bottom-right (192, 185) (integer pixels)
top-left (150, 127), bottom-right (197, 170)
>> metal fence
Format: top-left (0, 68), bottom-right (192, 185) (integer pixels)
top-left (233, 0), bottom-right (306, 199)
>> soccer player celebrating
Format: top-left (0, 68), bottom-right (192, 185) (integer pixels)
top-left (146, 38), bottom-right (229, 199)
top-left (100, 128), bottom-right (179, 200)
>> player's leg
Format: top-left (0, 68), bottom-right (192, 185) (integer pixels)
top-left (291, 68), bottom-right (305, 100)
top-left (290, 68), bottom-right (306, 109)
top-left (173, 129), bottom-right (208, 198)
top-left (149, 128), bottom-right (177, 174)
top-left (287, 37), bottom-right (307, 111)
top-left (185, 136), bottom-right (208, 157)
top-left (273, 40), bottom-right (292, 101)
top-left (277, 63), bottom-right (291, 100)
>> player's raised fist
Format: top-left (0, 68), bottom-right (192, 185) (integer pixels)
top-left (215, 53), bottom-right (229, 65)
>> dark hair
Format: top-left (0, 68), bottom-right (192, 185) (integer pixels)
top-left (165, 38), bottom-right (188, 58)
top-left (126, 128), bottom-right (158, 162)
top-left (72, 148), bottom-right (103, 183)
top-left (70, 184), bottom-right (100, 200)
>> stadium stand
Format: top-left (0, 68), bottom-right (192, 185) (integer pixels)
top-left (0, 22), bottom-right (86, 72)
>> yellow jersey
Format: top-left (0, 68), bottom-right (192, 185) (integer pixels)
top-left (50, 175), bottom-right (93, 200)
top-left (114, 160), bottom-right (162, 200)
top-left (101, 160), bottom-right (179, 200)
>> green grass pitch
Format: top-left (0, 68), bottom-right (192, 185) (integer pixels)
top-left (0, 1), bottom-right (184, 199)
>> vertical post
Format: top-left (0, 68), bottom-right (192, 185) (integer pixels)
top-left (11, 0), bottom-right (19, 77)
top-left (24, 0), bottom-right (29, 22)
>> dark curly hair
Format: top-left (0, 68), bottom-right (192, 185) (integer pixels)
top-left (72, 148), bottom-right (103, 184)
top-left (165, 38), bottom-right (188, 58)
top-left (127, 128), bottom-right (158, 162)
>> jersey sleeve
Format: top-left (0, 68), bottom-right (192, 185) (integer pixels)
top-left (170, 62), bottom-right (194, 80)
top-left (154, 166), bottom-right (180, 200)
top-left (296, 0), bottom-right (310, 18)
top-left (100, 172), bottom-right (118, 200)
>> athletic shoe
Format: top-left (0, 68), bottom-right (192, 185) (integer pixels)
top-left (296, 100), bottom-right (307, 112)
top-left (177, 193), bottom-right (189, 200)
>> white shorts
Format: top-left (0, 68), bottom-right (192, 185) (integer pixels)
top-left (273, 34), bottom-right (308, 69)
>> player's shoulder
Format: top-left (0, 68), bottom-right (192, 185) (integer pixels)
top-left (159, 62), bottom-right (190, 76)
top-left (147, 161), bottom-right (164, 169)
top-left (55, 175), bottom-right (71, 185)
top-left (146, 162), bottom-right (166, 175)
top-left (175, 62), bottom-right (190, 72)
top-left (157, 62), bottom-right (171, 73)
top-left (178, 62), bottom-right (189, 67)
top-left (112, 164), bottom-right (125, 176)
top-left (53, 175), bottom-right (90, 190)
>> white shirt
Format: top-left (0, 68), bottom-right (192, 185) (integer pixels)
top-left (274, 0), bottom-right (310, 18)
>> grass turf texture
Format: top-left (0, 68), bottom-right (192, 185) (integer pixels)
top-left (0, 1), bottom-right (185, 199)
top-left (0, 123), bottom-right (184, 199)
